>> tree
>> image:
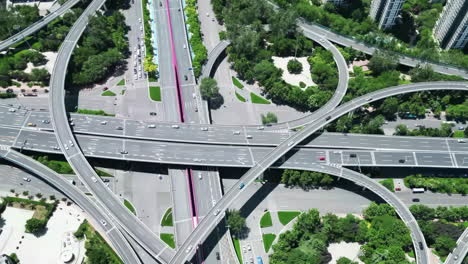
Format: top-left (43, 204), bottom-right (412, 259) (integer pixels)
top-left (434, 236), bottom-right (457, 257)
top-left (380, 97), bottom-right (399, 120)
top-left (25, 218), bottom-right (46, 233)
top-left (29, 68), bottom-right (50, 83)
top-left (227, 209), bottom-right (247, 237)
top-left (363, 202), bottom-right (396, 221)
top-left (368, 51), bottom-right (398, 75)
top-left (337, 257), bottom-right (358, 264)
top-left (200, 78), bottom-right (219, 100)
top-left (287, 59), bottom-right (303, 74)
top-left (409, 204), bottom-right (435, 221)
top-left (143, 56), bottom-right (158, 74)
top-left (261, 112), bottom-right (278, 125)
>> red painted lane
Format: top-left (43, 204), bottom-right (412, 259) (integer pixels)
top-left (164, 0), bottom-right (185, 122)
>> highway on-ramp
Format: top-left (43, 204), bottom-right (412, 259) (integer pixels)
top-left (445, 228), bottom-right (468, 264)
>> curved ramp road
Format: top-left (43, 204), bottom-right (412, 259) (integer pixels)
top-left (48, 0), bottom-right (173, 262)
top-left (200, 40), bottom-right (231, 79)
top-left (0, 148), bottom-right (141, 264)
top-left (298, 21), bottom-right (468, 80)
top-left (445, 228), bottom-right (468, 264)
top-left (291, 165), bottom-right (429, 264)
top-left (0, 0), bottom-right (81, 51)
top-left (168, 83), bottom-right (468, 264)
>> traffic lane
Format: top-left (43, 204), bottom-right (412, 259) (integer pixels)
top-left (455, 154), bottom-right (468, 168)
top-left (0, 108), bottom-right (28, 128)
top-left (311, 133), bottom-right (449, 152)
top-left (71, 114), bottom-right (125, 135)
top-left (171, 169), bottom-right (194, 247)
top-left (24, 111), bottom-right (52, 129)
top-left (415, 152), bottom-right (454, 167)
top-left (0, 127), bottom-right (20, 145)
top-left (14, 129), bottom-right (60, 151)
top-left (395, 192), bottom-right (468, 207)
top-left (373, 152), bottom-right (416, 166)
top-left (154, 2), bottom-right (180, 122)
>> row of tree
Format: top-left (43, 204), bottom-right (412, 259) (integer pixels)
top-left (404, 174), bottom-right (468, 194)
top-left (281, 169), bottom-right (334, 190)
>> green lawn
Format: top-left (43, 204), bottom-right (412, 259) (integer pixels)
top-left (117, 79), bottom-right (125, 86)
top-left (149, 86), bottom-right (161, 101)
top-left (161, 207), bottom-right (173, 227)
top-left (277, 211), bottom-right (301, 226)
top-left (453, 131), bottom-right (464, 138)
top-left (96, 169), bottom-right (112, 177)
top-left (124, 199), bottom-right (136, 215)
top-left (250, 92), bottom-right (271, 104)
top-left (262, 233), bottom-right (276, 252)
top-left (160, 233), bottom-right (175, 249)
top-left (101, 90), bottom-right (116, 96)
top-left (232, 76), bottom-right (244, 89)
top-left (233, 237), bottom-right (243, 263)
top-left (235, 92), bottom-right (246, 102)
top-left (260, 211), bottom-right (273, 228)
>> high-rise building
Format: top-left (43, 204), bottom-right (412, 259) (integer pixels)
top-left (433, 0), bottom-right (468, 49)
top-left (369, 0), bottom-right (405, 29)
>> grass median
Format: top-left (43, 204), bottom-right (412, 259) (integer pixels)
top-left (161, 207), bottom-right (173, 227)
top-left (149, 86), bottom-right (161, 101)
top-left (262, 233), bottom-right (276, 252)
top-left (160, 233), bottom-right (175, 249)
top-left (124, 199), bottom-right (136, 215)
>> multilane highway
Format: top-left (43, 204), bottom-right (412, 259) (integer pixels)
top-left (47, 0), bottom-right (174, 262)
top-left (4, 81), bottom-right (466, 146)
top-left (5, 127), bottom-right (468, 169)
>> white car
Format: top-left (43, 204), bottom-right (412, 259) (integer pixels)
top-left (257, 126), bottom-right (264, 130)
top-left (214, 209), bottom-right (220, 216)
top-left (201, 127), bottom-right (208, 131)
top-left (91, 176), bottom-right (97, 183)
top-left (23, 177), bottom-right (31, 182)
top-left (185, 245), bottom-right (192, 253)
top-left (100, 219), bottom-right (107, 226)
top-left (134, 74), bottom-right (138, 80)
top-left (171, 125), bottom-right (179, 129)
top-left (233, 131), bottom-right (240, 135)
top-left (138, 18), bottom-right (142, 23)
top-left (140, 25), bottom-right (143, 31)
top-left (198, 173), bottom-right (202, 179)
top-left (101, 121), bottom-right (107, 125)
top-left (8, 108), bottom-right (16, 112)
top-left (139, 72), bottom-right (142, 78)
top-left (148, 124), bottom-right (156, 128)
top-left (288, 141), bottom-right (295, 146)
top-left (458, 139), bottom-right (466, 143)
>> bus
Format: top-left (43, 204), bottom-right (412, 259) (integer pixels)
top-left (412, 188), bottom-right (425, 193)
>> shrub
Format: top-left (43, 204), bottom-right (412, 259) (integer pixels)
top-left (287, 59), bottom-right (303, 74)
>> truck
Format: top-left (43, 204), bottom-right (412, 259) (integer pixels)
top-left (412, 188), bottom-right (425, 193)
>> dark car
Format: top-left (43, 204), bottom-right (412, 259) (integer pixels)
top-left (216, 252), bottom-right (220, 260)
top-left (325, 116), bottom-right (331, 121)
top-left (412, 198), bottom-right (420, 202)
top-left (399, 159), bottom-right (405, 163)
top-left (350, 153), bottom-right (357, 158)
top-left (418, 242), bottom-right (424, 250)
top-left (116, 126), bottom-right (123, 130)
top-left (149, 112), bottom-right (157, 116)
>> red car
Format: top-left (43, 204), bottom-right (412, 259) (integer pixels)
top-left (319, 157), bottom-right (326, 161)
top-left (395, 187), bottom-right (401, 191)
top-left (102, 87), bottom-right (108, 91)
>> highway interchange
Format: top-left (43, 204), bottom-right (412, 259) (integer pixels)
top-left (0, 0), bottom-right (468, 263)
